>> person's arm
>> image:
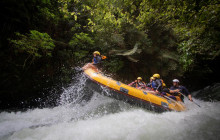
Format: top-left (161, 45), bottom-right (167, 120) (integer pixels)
top-left (146, 82), bottom-right (151, 87)
top-left (169, 89), bottom-right (180, 94)
top-left (128, 81), bottom-right (135, 86)
top-left (169, 86), bottom-right (180, 94)
top-left (188, 94), bottom-right (193, 101)
top-left (182, 86), bottom-right (193, 101)
top-left (155, 79), bottom-right (162, 92)
top-left (128, 80), bottom-right (137, 86)
top-left (181, 86), bottom-right (193, 101)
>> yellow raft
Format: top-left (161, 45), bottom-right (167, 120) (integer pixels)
top-left (83, 63), bottom-right (186, 112)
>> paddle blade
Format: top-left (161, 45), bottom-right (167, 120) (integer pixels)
top-left (102, 55), bottom-right (107, 59)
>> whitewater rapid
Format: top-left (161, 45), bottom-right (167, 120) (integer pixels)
top-left (0, 74), bottom-right (220, 140)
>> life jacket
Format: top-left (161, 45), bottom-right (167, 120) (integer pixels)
top-left (165, 93), bottom-right (182, 102)
top-left (151, 81), bottom-right (157, 89)
top-left (93, 55), bottom-right (102, 64)
top-left (166, 93), bottom-right (182, 102)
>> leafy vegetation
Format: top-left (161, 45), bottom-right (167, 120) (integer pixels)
top-left (0, 0), bottom-right (219, 109)
top-left (10, 30), bottom-right (55, 67)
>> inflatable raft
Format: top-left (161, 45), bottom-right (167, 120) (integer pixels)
top-left (83, 63), bottom-right (186, 112)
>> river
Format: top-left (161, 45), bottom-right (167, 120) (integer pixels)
top-left (0, 73), bottom-right (220, 140)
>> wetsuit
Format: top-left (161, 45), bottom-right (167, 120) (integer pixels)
top-left (154, 79), bottom-right (162, 92)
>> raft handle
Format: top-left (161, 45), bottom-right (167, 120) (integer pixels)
top-left (116, 81), bottom-right (121, 86)
top-left (120, 87), bottom-right (129, 94)
top-left (143, 91), bottom-right (148, 95)
top-left (161, 102), bottom-right (168, 108)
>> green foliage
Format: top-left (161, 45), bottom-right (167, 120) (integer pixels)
top-left (10, 30), bottom-right (55, 59)
top-left (69, 32), bottom-right (94, 62)
top-left (103, 58), bottom-right (124, 73)
top-left (69, 32), bottom-right (94, 48)
top-left (74, 50), bottom-right (89, 60)
top-left (39, 7), bottom-right (59, 23)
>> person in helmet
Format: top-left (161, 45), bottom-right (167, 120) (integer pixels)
top-left (169, 79), bottom-right (193, 102)
top-left (92, 51), bottom-right (102, 65)
top-left (136, 77), bottom-right (146, 89)
top-left (128, 77), bottom-right (146, 89)
top-left (152, 73), bottom-right (162, 92)
top-left (147, 77), bottom-right (156, 89)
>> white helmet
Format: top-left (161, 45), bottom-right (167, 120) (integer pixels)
top-left (173, 79), bottom-right (180, 83)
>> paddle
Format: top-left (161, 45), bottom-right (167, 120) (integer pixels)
top-left (158, 92), bottom-right (179, 103)
top-left (178, 92), bottom-right (201, 107)
top-left (101, 55), bottom-right (107, 60)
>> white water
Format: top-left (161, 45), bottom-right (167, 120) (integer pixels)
top-left (0, 74), bottom-right (220, 140)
